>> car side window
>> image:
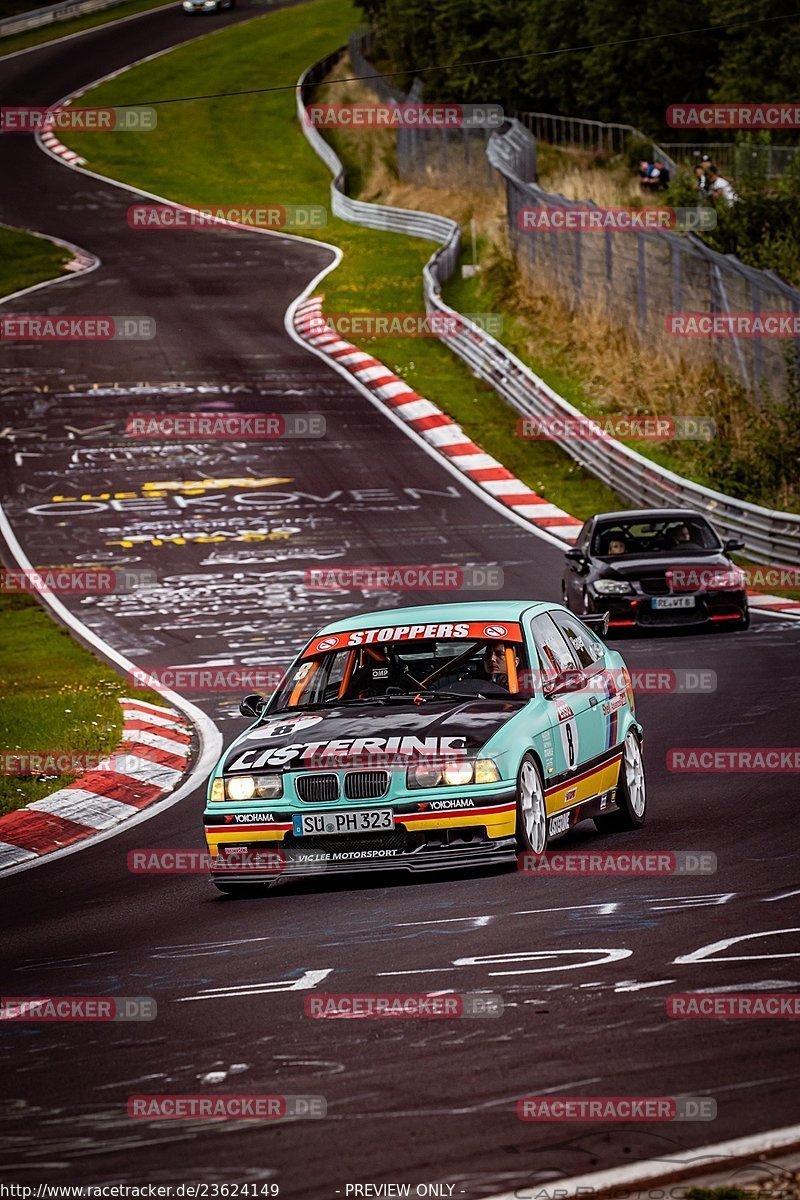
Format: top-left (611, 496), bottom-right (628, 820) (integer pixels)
top-left (576, 521), bottom-right (591, 551)
top-left (529, 613), bottom-right (580, 685)
top-left (551, 612), bottom-right (604, 670)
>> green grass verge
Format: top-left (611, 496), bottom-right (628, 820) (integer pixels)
top-left (0, 0), bottom-right (169, 58)
top-left (0, 593), bottom-right (165, 814)
top-left (0, 224), bottom-right (72, 298)
top-left (0, 233), bottom-right (172, 818)
top-left (62, 0), bottom-right (620, 522)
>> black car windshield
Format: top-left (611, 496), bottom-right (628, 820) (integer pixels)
top-left (270, 636), bottom-right (531, 710)
top-left (592, 517), bottom-right (721, 557)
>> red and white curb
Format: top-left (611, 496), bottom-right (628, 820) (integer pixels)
top-left (294, 296), bottom-right (583, 543)
top-left (747, 588), bottom-right (800, 616)
top-left (27, 94), bottom-right (800, 620)
top-left (0, 698), bottom-right (193, 871)
top-left (39, 126), bottom-right (85, 166)
top-left (294, 297), bottom-right (800, 618)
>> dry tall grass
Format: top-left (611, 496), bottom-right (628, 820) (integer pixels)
top-left (315, 59), bottom-right (797, 507)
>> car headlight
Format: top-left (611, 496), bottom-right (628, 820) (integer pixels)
top-left (594, 579), bottom-right (634, 595)
top-left (409, 763), bottom-right (443, 789)
top-left (407, 758), bottom-right (500, 788)
top-left (209, 777), bottom-right (225, 802)
top-left (474, 758), bottom-right (501, 784)
top-left (443, 760), bottom-right (474, 786)
top-left (225, 774), bottom-right (283, 801)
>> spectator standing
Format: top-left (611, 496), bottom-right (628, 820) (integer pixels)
top-left (707, 167), bottom-right (738, 206)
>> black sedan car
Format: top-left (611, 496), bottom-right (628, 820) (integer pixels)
top-left (562, 509), bottom-right (749, 632)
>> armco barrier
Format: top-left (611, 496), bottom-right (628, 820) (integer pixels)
top-left (297, 50), bottom-right (800, 567)
top-left (0, 0), bottom-right (130, 37)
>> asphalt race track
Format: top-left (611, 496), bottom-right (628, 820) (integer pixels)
top-left (1, 5), bottom-right (800, 1194)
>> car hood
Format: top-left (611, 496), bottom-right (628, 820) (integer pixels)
top-left (597, 551), bottom-right (732, 579)
top-left (223, 698), bottom-right (523, 773)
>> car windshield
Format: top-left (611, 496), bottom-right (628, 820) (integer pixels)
top-left (270, 635), bottom-right (532, 710)
top-left (592, 517), bottom-right (721, 557)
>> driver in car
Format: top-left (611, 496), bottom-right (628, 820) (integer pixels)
top-left (477, 641), bottom-right (519, 690)
top-left (666, 523), bottom-right (694, 548)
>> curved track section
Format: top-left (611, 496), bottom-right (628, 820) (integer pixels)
top-left (1, 7), bottom-right (800, 1193)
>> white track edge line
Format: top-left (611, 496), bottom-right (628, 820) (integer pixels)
top-left (286, 295), bottom-right (569, 550)
top-left (482, 1122), bottom-right (800, 1200)
top-left (26, 45), bottom-right (571, 556)
top-left (0, 221), bottom-right (100, 305)
top-left (2, 22), bottom-right (792, 883)
top-left (0, 504), bottom-right (222, 878)
top-left (0, 1), bottom-right (175, 63)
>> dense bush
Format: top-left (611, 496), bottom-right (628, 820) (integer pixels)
top-left (357, 0), bottom-right (800, 141)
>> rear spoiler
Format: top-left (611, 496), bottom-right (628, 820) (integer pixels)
top-left (581, 612), bottom-right (610, 636)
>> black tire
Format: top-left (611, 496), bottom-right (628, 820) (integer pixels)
top-left (594, 730), bottom-right (646, 833)
top-left (515, 753), bottom-right (548, 854)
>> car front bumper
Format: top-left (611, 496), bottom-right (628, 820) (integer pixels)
top-left (588, 591), bottom-right (748, 629)
top-left (209, 834), bottom-right (518, 882)
top-left (205, 790), bottom-right (518, 881)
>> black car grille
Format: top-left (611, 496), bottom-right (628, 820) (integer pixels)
top-left (344, 771), bottom-right (390, 800)
top-left (283, 828), bottom-right (409, 855)
top-left (638, 576), bottom-right (670, 595)
top-left (295, 774), bottom-right (339, 803)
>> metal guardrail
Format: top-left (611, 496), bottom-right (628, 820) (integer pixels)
top-left (297, 49), bottom-right (800, 566)
top-left (0, 0), bottom-right (129, 37)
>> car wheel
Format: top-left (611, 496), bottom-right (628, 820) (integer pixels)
top-left (516, 754), bottom-right (547, 854)
top-left (594, 730), bottom-right (646, 832)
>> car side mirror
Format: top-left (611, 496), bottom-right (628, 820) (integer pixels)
top-left (565, 547), bottom-right (589, 573)
top-left (239, 692), bottom-right (270, 718)
top-left (723, 538), bottom-right (745, 552)
top-left (544, 669), bottom-right (586, 698)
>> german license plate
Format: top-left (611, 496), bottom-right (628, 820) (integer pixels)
top-left (653, 596), bottom-right (696, 609)
top-left (293, 809), bottom-right (395, 836)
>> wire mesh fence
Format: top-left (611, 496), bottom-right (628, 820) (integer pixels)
top-left (517, 111), bottom-right (677, 174)
top-left (501, 156), bottom-right (800, 400)
top-left (660, 142), bottom-right (800, 180)
top-left (347, 34), bottom-right (800, 401)
top-left (299, 41), bottom-right (800, 559)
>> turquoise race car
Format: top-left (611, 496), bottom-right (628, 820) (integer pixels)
top-left (204, 601), bottom-right (645, 892)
